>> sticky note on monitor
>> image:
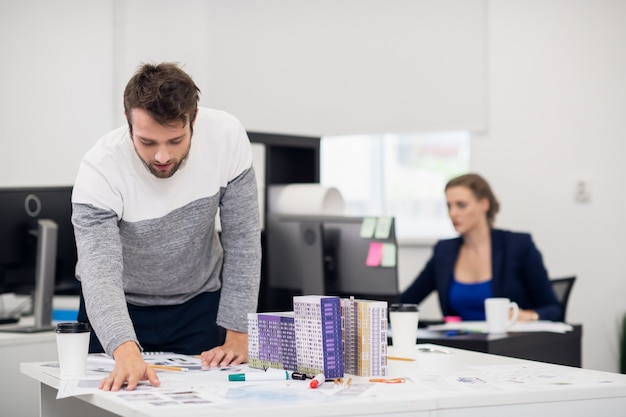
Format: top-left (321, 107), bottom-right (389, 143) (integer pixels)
top-left (366, 242), bottom-right (384, 267)
top-left (381, 243), bottom-right (397, 267)
top-left (374, 216), bottom-right (392, 239)
top-left (360, 217), bottom-right (378, 238)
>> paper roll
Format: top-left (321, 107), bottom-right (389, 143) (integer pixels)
top-left (269, 184), bottom-right (345, 215)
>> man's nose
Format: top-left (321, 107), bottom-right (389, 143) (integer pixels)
top-left (154, 146), bottom-right (171, 163)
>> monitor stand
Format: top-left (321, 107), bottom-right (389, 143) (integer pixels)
top-left (0, 219), bottom-right (57, 333)
top-left (299, 222), bottom-right (326, 295)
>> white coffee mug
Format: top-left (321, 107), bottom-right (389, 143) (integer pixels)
top-left (484, 298), bottom-right (519, 334)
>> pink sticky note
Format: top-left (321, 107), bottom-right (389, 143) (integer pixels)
top-left (366, 242), bottom-right (384, 267)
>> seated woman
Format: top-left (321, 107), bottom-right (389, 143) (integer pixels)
top-left (399, 173), bottom-right (562, 321)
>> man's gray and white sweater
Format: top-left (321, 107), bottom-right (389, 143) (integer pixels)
top-left (71, 107), bottom-right (261, 356)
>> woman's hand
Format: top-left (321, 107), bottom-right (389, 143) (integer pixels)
top-left (517, 309), bottom-right (539, 321)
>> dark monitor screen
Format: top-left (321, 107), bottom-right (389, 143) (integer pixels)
top-left (0, 186), bottom-right (79, 296)
top-left (265, 214), bottom-right (399, 307)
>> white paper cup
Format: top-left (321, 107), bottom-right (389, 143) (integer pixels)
top-left (55, 322), bottom-right (91, 377)
top-left (484, 298), bottom-right (519, 334)
top-left (389, 303), bottom-right (419, 357)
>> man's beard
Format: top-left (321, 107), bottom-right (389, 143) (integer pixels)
top-left (142, 150), bottom-right (189, 179)
top-left (130, 128), bottom-right (193, 179)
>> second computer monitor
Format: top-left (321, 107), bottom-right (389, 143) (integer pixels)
top-left (265, 213), bottom-right (399, 306)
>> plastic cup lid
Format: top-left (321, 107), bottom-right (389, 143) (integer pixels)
top-left (55, 322), bottom-right (90, 333)
top-left (389, 303), bottom-right (419, 312)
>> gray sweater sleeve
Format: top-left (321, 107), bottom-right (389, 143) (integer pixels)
top-left (71, 203), bottom-right (140, 355)
top-left (216, 166), bottom-right (262, 332)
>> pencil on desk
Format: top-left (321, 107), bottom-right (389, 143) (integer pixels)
top-left (149, 364), bottom-right (188, 372)
top-left (388, 356), bottom-right (414, 361)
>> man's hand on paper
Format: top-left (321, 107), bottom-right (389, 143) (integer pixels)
top-left (100, 341), bottom-right (160, 392)
top-left (200, 330), bottom-right (248, 367)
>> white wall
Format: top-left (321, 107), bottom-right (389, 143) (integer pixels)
top-left (204, 0), bottom-right (487, 136)
top-left (0, 0), bottom-right (114, 187)
top-left (400, 1), bottom-right (626, 373)
top-left (1, 0), bottom-right (624, 372)
top-left (483, 0), bottom-right (626, 373)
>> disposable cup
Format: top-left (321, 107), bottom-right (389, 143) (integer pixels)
top-left (55, 322), bottom-right (91, 377)
top-left (389, 303), bottom-right (419, 357)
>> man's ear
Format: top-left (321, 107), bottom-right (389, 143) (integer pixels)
top-left (191, 108), bottom-right (198, 126)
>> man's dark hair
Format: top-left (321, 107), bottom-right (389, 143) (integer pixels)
top-left (124, 62), bottom-right (200, 133)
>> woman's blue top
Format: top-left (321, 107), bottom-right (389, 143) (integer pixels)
top-left (398, 229), bottom-right (563, 321)
top-left (448, 278), bottom-right (492, 320)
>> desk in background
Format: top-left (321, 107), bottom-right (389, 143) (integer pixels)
top-left (0, 317), bottom-right (57, 417)
top-left (416, 324), bottom-right (582, 367)
top-left (21, 344), bottom-right (626, 417)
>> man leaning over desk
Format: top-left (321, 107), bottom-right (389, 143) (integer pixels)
top-left (71, 62), bottom-right (261, 391)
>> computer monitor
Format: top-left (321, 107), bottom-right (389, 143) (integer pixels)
top-left (0, 186), bottom-right (80, 329)
top-left (264, 213), bottom-right (399, 311)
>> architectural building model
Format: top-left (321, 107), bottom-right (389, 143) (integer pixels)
top-left (248, 295), bottom-right (388, 377)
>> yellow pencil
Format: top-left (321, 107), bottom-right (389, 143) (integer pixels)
top-left (149, 364), bottom-right (188, 372)
top-left (387, 356), bottom-right (415, 362)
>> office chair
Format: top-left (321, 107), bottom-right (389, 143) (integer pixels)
top-left (550, 276), bottom-right (576, 322)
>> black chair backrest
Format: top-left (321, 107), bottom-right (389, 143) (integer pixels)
top-left (551, 276), bottom-right (576, 322)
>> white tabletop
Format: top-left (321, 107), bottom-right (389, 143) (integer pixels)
top-left (20, 344), bottom-right (626, 417)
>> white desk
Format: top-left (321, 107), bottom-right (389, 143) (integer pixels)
top-left (0, 317), bottom-right (57, 417)
top-left (0, 295), bottom-right (79, 417)
top-left (21, 344), bottom-right (626, 417)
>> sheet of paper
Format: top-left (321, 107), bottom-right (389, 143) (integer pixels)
top-left (426, 320), bottom-right (574, 334)
top-left (53, 364), bottom-right (374, 411)
top-left (87, 352), bottom-right (216, 372)
top-left (57, 377), bottom-right (103, 399)
top-left (56, 363), bottom-right (242, 399)
top-left (88, 352), bottom-right (239, 368)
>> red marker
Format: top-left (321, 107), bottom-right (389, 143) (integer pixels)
top-left (310, 373), bottom-right (326, 388)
